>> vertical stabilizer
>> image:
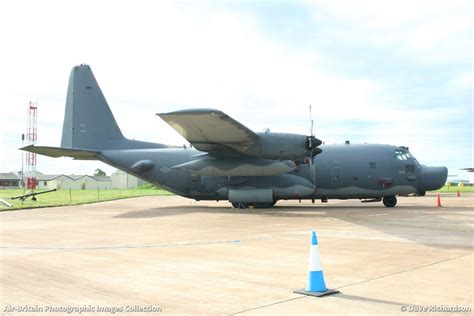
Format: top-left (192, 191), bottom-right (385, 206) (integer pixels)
top-left (61, 65), bottom-right (125, 149)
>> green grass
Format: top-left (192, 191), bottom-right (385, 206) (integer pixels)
top-left (0, 188), bottom-right (173, 211)
top-left (435, 185), bottom-right (474, 193)
top-left (1, 185), bottom-right (470, 211)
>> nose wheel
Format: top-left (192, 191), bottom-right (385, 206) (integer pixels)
top-left (383, 196), bottom-right (397, 207)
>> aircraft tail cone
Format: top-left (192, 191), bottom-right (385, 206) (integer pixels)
top-left (437, 192), bottom-right (442, 207)
top-left (294, 230), bottom-right (339, 297)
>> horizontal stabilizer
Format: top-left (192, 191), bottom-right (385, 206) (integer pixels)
top-left (20, 145), bottom-right (100, 160)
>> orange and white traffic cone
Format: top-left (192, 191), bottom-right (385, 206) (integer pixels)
top-left (437, 192), bottom-right (442, 207)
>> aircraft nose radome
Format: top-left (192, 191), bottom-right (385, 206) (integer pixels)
top-left (418, 166), bottom-right (448, 191)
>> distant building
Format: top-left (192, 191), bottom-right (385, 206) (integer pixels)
top-left (35, 173), bottom-right (76, 190)
top-left (9, 170), bottom-right (112, 190)
top-left (4, 170), bottom-right (147, 190)
top-left (87, 176), bottom-right (113, 189)
top-left (0, 173), bottom-right (21, 188)
top-left (111, 170), bottom-right (146, 189)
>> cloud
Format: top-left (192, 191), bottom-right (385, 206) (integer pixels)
top-left (0, 0), bottom-right (471, 179)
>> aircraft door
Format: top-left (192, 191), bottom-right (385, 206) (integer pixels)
top-left (367, 161), bottom-right (377, 187)
top-left (405, 164), bottom-right (417, 182)
top-left (189, 174), bottom-right (203, 193)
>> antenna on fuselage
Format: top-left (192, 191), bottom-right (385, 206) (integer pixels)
top-left (308, 104), bottom-right (316, 185)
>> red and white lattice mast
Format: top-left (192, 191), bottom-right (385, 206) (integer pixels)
top-left (25, 101), bottom-right (38, 190)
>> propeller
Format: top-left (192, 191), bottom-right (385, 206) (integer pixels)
top-left (307, 104), bottom-right (322, 185)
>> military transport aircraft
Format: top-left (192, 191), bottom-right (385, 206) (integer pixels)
top-left (22, 65), bottom-right (447, 208)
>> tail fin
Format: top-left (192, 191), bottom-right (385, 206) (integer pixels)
top-left (21, 65), bottom-right (165, 160)
top-left (60, 65), bottom-right (125, 150)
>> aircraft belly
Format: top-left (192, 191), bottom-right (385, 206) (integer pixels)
top-left (315, 185), bottom-right (417, 198)
top-left (190, 171), bottom-right (316, 201)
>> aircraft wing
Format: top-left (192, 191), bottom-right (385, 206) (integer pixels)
top-left (20, 145), bottom-right (100, 160)
top-left (157, 109), bottom-right (258, 153)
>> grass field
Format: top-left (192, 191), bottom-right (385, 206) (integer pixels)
top-left (436, 185), bottom-right (474, 193)
top-left (0, 188), bottom-right (173, 211)
top-left (0, 185), bottom-right (470, 211)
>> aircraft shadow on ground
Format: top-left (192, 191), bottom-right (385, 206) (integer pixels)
top-left (114, 202), bottom-right (472, 250)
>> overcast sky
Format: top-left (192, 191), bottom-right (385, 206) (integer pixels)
top-left (0, 0), bottom-right (472, 179)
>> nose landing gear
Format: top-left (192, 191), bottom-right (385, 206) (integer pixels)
top-left (383, 195), bottom-right (397, 207)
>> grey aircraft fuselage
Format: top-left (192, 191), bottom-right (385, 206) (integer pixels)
top-left (23, 65), bottom-right (448, 208)
top-left (99, 143), bottom-right (445, 202)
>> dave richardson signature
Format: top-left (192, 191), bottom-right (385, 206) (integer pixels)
top-left (4, 304), bottom-right (163, 314)
top-left (400, 305), bottom-right (471, 313)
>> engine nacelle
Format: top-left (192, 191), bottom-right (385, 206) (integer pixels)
top-left (227, 133), bottom-right (322, 161)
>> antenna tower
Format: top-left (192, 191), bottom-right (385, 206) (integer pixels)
top-left (25, 101), bottom-right (38, 190)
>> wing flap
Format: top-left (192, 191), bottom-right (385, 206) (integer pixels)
top-left (20, 145), bottom-right (100, 160)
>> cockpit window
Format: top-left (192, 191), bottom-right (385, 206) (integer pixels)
top-left (394, 149), bottom-right (414, 161)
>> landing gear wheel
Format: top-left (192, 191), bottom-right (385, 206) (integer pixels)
top-left (383, 196), bottom-right (397, 207)
top-left (231, 202), bottom-right (249, 209)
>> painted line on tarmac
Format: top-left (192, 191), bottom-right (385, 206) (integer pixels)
top-left (0, 232), bottom-right (320, 251)
top-left (0, 239), bottom-right (241, 250)
top-left (254, 223), bottom-right (287, 228)
top-left (231, 296), bottom-right (306, 315)
top-left (0, 231), bottom-right (329, 251)
top-left (335, 253), bottom-right (471, 290)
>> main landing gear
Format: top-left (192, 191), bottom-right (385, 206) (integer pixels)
top-left (382, 195), bottom-right (397, 207)
top-left (231, 202), bottom-right (249, 209)
top-left (231, 202), bottom-right (277, 209)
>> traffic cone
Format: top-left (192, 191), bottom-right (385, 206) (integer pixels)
top-left (294, 230), bottom-right (339, 297)
top-left (437, 192), bottom-right (442, 207)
